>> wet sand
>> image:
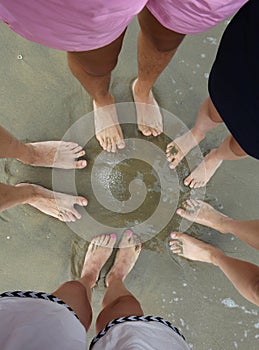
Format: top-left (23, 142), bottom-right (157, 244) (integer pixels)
top-left (0, 18), bottom-right (259, 349)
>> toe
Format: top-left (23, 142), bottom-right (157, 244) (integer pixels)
top-left (74, 150), bottom-right (86, 158)
top-left (184, 176), bottom-right (192, 187)
top-left (76, 196), bottom-right (88, 206)
top-left (75, 159), bottom-right (87, 169)
top-left (108, 233), bottom-right (117, 247)
top-left (176, 208), bottom-right (185, 217)
top-left (72, 145), bottom-right (83, 153)
top-left (71, 208), bottom-right (82, 220)
top-left (106, 138), bottom-right (112, 153)
top-left (170, 232), bottom-right (182, 239)
top-left (111, 139), bottom-right (117, 153)
top-left (117, 140), bottom-right (125, 149)
top-left (65, 142), bottom-right (79, 149)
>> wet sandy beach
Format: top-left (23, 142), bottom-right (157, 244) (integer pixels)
top-left (0, 18), bottom-right (258, 349)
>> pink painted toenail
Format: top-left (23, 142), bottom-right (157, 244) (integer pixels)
top-left (125, 230), bottom-right (132, 236)
top-left (110, 234), bottom-right (116, 238)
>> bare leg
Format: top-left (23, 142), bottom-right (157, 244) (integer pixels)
top-left (166, 97), bottom-right (220, 168)
top-left (184, 134), bottom-right (248, 188)
top-left (134, 7), bottom-right (185, 136)
top-left (169, 232), bottom-right (259, 306)
top-left (96, 230), bottom-right (143, 333)
top-left (0, 182), bottom-right (87, 222)
top-left (67, 32), bottom-right (126, 153)
top-left (177, 199), bottom-right (259, 249)
top-left (53, 234), bottom-right (116, 331)
top-left (0, 125), bottom-right (87, 169)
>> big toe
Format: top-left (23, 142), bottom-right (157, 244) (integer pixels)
top-left (75, 159), bottom-right (87, 169)
top-left (76, 196), bottom-right (88, 207)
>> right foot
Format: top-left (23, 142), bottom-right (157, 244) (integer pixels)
top-left (176, 199), bottom-right (231, 233)
top-left (169, 232), bottom-right (222, 265)
top-left (166, 130), bottom-right (204, 169)
top-left (106, 230), bottom-right (142, 287)
top-left (18, 183), bottom-right (88, 222)
top-left (81, 234), bottom-right (117, 288)
top-left (93, 98), bottom-right (125, 153)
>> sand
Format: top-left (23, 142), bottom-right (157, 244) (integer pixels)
top-left (0, 17), bottom-right (258, 350)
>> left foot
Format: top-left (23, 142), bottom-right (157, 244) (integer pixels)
top-left (132, 79), bottom-right (163, 137)
top-left (184, 149), bottom-right (222, 188)
top-left (81, 234), bottom-right (117, 288)
top-left (21, 141), bottom-right (87, 169)
top-left (169, 232), bottom-right (222, 265)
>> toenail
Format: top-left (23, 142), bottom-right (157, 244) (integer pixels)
top-left (110, 233), bottom-right (116, 238)
top-left (125, 230), bottom-right (132, 236)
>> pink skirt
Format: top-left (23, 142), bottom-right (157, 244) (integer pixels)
top-left (0, 0), bottom-right (248, 51)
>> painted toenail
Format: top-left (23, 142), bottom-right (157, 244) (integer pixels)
top-left (110, 234), bottom-right (116, 238)
top-left (126, 230), bottom-right (132, 236)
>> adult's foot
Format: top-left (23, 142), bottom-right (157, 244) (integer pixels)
top-left (169, 232), bottom-right (222, 265)
top-left (106, 230), bottom-right (142, 287)
top-left (166, 130), bottom-right (204, 169)
top-left (132, 79), bottom-right (163, 137)
top-left (18, 183), bottom-right (88, 222)
top-left (177, 199), bottom-right (231, 233)
top-left (184, 149), bottom-right (222, 188)
top-left (21, 141), bottom-right (87, 169)
top-left (81, 234), bottom-right (116, 288)
top-left (93, 99), bottom-right (125, 153)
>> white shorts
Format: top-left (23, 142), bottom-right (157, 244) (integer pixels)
top-left (0, 294), bottom-right (87, 350)
top-left (91, 316), bottom-right (190, 350)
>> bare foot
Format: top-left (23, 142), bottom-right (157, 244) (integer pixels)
top-left (169, 232), bottom-right (222, 265)
top-left (93, 99), bottom-right (125, 153)
top-left (132, 79), bottom-right (163, 137)
top-left (184, 149), bottom-right (222, 188)
top-left (18, 183), bottom-right (88, 222)
top-left (177, 199), bottom-right (231, 233)
top-left (22, 141), bottom-right (87, 169)
top-left (166, 130), bottom-right (204, 169)
top-left (106, 230), bottom-right (142, 286)
top-left (81, 234), bottom-right (116, 288)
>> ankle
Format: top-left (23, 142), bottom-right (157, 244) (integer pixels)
top-left (15, 183), bottom-right (38, 204)
top-left (80, 271), bottom-right (98, 289)
top-left (133, 79), bottom-right (151, 98)
top-left (190, 128), bottom-right (206, 143)
top-left (94, 93), bottom-right (114, 107)
top-left (217, 216), bottom-right (234, 234)
top-left (210, 248), bottom-right (225, 266)
top-left (17, 143), bottom-right (36, 165)
top-left (106, 271), bottom-right (123, 287)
